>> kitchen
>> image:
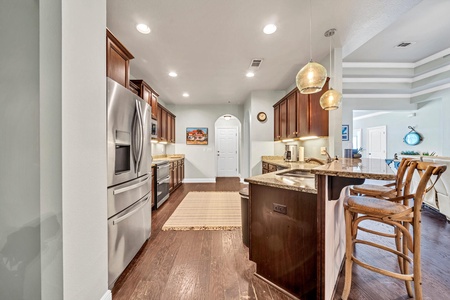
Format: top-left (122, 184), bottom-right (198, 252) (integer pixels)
top-left (2, 1), bottom-right (450, 300)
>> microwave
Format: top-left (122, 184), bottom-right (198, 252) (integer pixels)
top-left (151, 119), bottom-right (157, 139)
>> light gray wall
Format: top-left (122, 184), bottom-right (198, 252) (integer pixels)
top-left (249, 90), bottom-right (286, 176)
top-left (166, 104), bottom-right (244, 180)
top-left (40, 0), bottom-right (63, 298)
top-left (61, 1), bottom-right (108, 300)
top-left (0, 2), bottom-right (41, 299)
top-left (353, 99), bottom-right (445, 158)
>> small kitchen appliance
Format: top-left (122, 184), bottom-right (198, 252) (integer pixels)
top-left (284, 145), bottom-right (298, 162)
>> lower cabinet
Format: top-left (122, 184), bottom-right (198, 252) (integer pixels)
top-left (249, 184), bottom-right (318, 300)
top-left (262, 162), bottom-right (278, 174)
top-left (169, 158), bottom-right (184, 193)
top-left (151, 166), bottom-right (155, 208)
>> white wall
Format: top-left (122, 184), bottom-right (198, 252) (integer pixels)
top-left (61, 1), bottom-right (108, 300)
top-left (351, 99), bottom-right (444, 158)
top-left (249, 90), bottom-right (286, 176)
top-left (166, 104), bottom-right (244, 181)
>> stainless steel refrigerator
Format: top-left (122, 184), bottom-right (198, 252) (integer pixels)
top-left (106, 78), bottom-right (152, 288)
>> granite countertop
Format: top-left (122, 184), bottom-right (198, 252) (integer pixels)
top-left (245, 157), bottom-right (395, 193)
top-left (261, 157), bottom-right (325, 170)
top-left (153, 154), bottom-right (185, 162)
top-left (310, 158), bottom-right (396, 180)
top-left (245, 168), bottom-right (318, 194)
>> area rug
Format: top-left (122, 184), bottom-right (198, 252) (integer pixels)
top-left (162, 191), bottom-right (241, 231)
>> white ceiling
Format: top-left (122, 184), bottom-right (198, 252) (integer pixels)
top-left (106, 0), bottom-right (450, 106)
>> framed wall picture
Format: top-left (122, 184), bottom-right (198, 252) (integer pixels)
top-left (342, 124), bottom-right (349, 141)
top-left (186, 127), bottom-right (208, 145)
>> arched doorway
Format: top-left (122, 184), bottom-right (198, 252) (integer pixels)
top-left (215, 115), bottom-right (241, 177)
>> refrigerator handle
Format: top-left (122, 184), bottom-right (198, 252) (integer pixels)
top-left (113, 174), bottom-right (149, 195)
top-left (112, 195), bottom-right (149, 225)
top-left (135, 100), bottom-right (144, 172)
top-left (132, 103), bottom-right (139, 171)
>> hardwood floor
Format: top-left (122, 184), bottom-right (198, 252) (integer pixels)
top-left (112, 178), bottom-right (450, 300)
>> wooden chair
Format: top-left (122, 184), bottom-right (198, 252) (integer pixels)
top-left (341, 161), bottom-right (446, 300)
top-left (350, 157), bottom-right (413, 199)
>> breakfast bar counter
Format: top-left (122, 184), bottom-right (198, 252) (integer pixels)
top-left (245, 158), bottom-right (395, 300)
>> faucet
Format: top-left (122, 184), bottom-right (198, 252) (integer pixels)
top-left (323, 150), bottom-right (333, 163)
top-left (305, 157), bottom-right (325, 165)
top-left (304, 150), bottom-right (334, 165)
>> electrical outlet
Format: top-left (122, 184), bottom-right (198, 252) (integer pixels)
top-left (273, 203), bottom-right (287, 215)
top-left (321, 147), bottom-right (327, 155)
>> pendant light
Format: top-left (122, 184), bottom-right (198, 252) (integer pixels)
top-left (319, 28), bottom-right (342, 110)
top-left (296, 0), bottom-right (327, 94)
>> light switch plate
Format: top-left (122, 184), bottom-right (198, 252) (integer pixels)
top-left (320, 147), bottom-right (327, 155)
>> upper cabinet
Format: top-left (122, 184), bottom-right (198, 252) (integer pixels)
top-left (106, 28), bottom-right (176, 143)
top-left (273, 78), bottom-right (329, 141)
top-left (106, 29), bottom-right (134, 88)
top-left (130, 80), bottom-right (159, 120)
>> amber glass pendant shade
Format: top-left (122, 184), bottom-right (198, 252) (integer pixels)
top-left (319, 88), bottom-right (342, 110)
top-left (296, 60), bottom-right (327, 94)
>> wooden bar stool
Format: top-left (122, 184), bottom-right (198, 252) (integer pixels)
top-left (341, 161), bottom-right (446, 300)
top-left (351, 157), bottom-right (413, 199)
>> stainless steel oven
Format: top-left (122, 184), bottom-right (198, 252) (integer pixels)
top-left (154, 160), bottom-right (170, 209)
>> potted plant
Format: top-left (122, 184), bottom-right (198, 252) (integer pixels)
top-left (352, 147), bottom-right (363, 158)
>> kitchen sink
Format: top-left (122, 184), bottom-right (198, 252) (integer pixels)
top-left (277, 169), bottom-right (314, 178)
top-left (275, 169), bottom-right (315, 187)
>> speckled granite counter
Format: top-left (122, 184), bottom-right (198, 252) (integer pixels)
top-left (310, 158), bottom-right (395, 180)
top-left (245, 162), bottom-right (320, 193)
top-left (152, 154), bottom-right (185, 163)
top-left (261, 157), bottom-right (325, 170)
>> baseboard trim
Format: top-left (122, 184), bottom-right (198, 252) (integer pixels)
top-left (100, 290), bottom-right (112, 300)
top-left (183, 178), bottom-right (216, 183)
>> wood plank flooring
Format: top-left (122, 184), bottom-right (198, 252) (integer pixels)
top-left (112, 178), bottom-right (450, 300)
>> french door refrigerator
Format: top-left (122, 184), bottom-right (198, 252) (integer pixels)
top-left (107, 78), bottom-right (152, 288)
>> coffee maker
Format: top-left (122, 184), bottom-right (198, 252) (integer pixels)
top-left (284, 144), bottom-right (298, 162)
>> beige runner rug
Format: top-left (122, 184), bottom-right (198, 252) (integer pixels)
top-left (162, 191), bottom-right (241, 231)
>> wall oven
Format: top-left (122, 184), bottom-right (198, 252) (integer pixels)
top-left (154, 160), bottom-right (170, 209)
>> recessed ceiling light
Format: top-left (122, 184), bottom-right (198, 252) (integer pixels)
top-left (136, 24), bottom-right (151, 34)
top-left (182, 93), bottom-right (189, 97)
top-left (263, 24), bottom-right (277, 34)
top-left (169, 72), bottom-right (178, 77)
top-left (246, 72), bottom-right (255, 78)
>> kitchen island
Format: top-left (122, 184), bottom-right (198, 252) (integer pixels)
top-left (245, 158), bottom-right (395, 300)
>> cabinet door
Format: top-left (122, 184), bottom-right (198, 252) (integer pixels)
top-left (172, 115), bottom-right (176, 143)
top-left (167, 114), bottom-right (173, 143)
top-left (157, 106), bottom-right (163, 140)
top-left (142, 85), bottom-right (151, 105)
top-left (309, 79), bottom-right (329, 137)
top-left (274, 104), bottom-right (280, 141)
top-left (287, 92), bottom-right (297, 138)
top-left (151, 93), bottom-right (158, 120)
top-left (161, 109), bottom-right (168, 141)
top-left (296, 91), bottom-right (309, 137)
top-left (106, 29), bottom-right (133, 88)
top-left (169, 162), bottom-right (174, 191)
top-left (177, 161), bottom-right (182, 185)
top-left (279, 99), bottom-right (288, 140)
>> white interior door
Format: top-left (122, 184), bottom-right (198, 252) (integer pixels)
top-left (217, 127), bottom-right (238, 177)
top-left (367, 126), bottom-right (387, 159)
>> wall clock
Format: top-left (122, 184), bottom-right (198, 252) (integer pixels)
top-left (257, 112), bottom-right (267, 122)
top-left (403, 126), bottom-right (423, 146)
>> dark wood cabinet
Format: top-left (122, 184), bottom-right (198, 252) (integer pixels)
top-left (249, 184), bottom-right (318, 299)
top-left (309, 79), bottom-right (329, 137)
top-left (287, 92), bottom-right (297, 138)
top-left (273, 79), bottom-right (329, 141)
top-left (296, 90), bottom-right (310, 137)
top-left (157, 105), bottom-right (176, 143)
top-left (169, 161), bottom-right (174, 192)
top-left (151, 92), bottom-right (158, 120)
top-left (169, 158), bottom-right (184, 192)
top-left (279, 99), bottom-right (288, 140)
top-left (130, 80), bottom-right (159, 120)
top-left (262, 162), bottom-right (279, 174)
top-left (274, 105), bottom-right (280, 141)
top-left (106, 29), bottom-right (134, 88)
